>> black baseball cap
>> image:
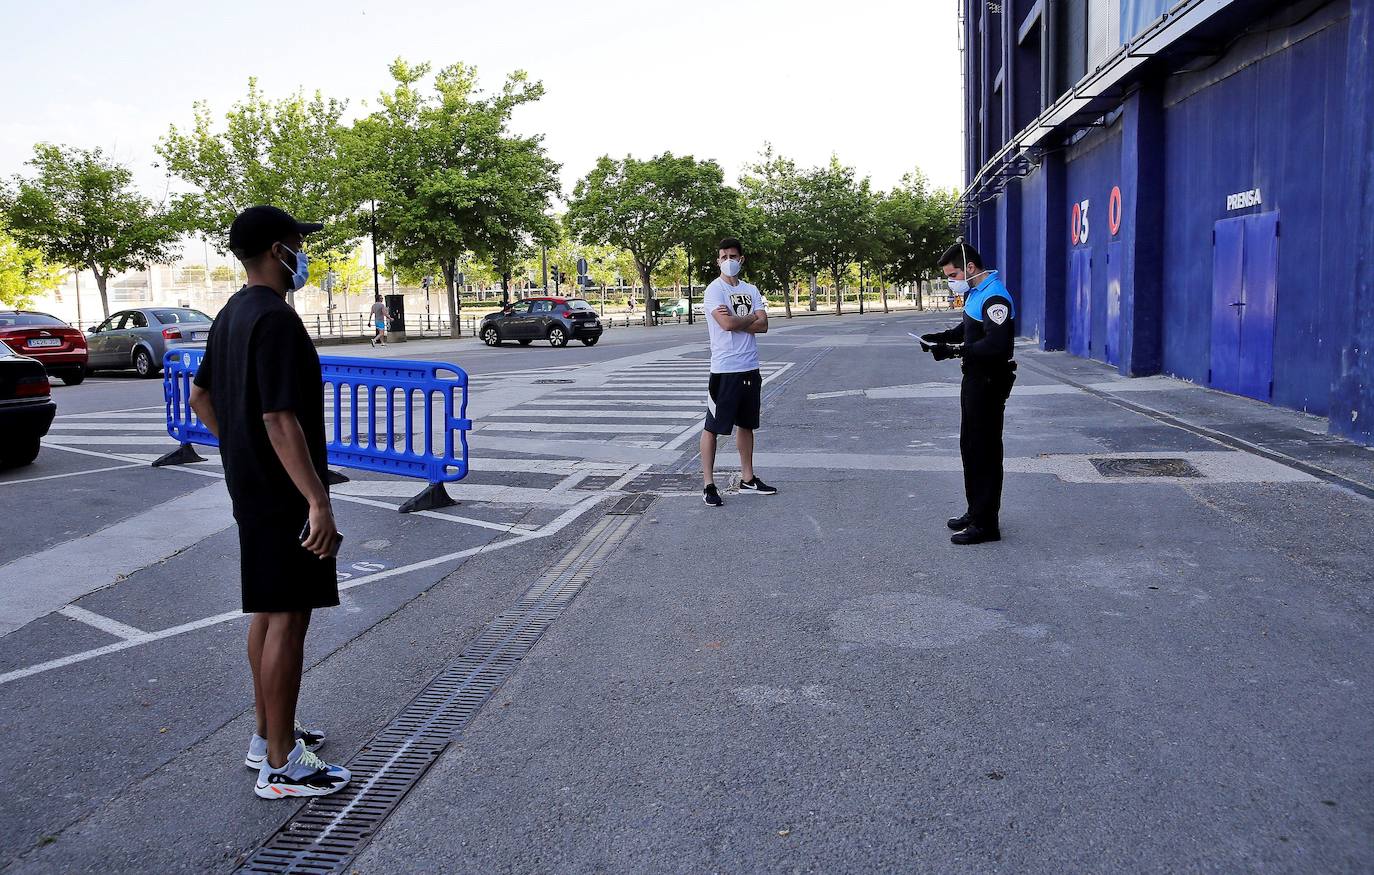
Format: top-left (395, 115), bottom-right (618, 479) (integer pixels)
top-left (228, 205), bottom-right (324, 259)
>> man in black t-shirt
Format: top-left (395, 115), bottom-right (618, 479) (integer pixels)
top-left (189, 205), bottom-right (350, 800)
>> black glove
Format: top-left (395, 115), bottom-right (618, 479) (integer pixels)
top-left (920, 333), bottom-right (942, 344)
top-left (931, 343), bottom-right (962, 361)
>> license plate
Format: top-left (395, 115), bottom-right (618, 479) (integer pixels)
top-left (27, 338), bottom-right (61, 348)
top-left (192, 332), bottom-right (208, 341)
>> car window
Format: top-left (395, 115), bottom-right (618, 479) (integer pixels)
top-left (566, 299), bottom-right (594, 311)
top-left (128, 311), bottom-right (148, 329)
top-left (506, 302), bottom-right (531, 316)
top-left (0, 312), bottom-right (67, 327)
top-left (530, 300), bottom-right (553, 313)
top-left (152, 309), bottom-right (212, 324)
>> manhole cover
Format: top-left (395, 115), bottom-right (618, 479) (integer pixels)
top-left (1090, 457), bottom-right (1202, 478)
top-left (628, 473), bottom-right (701, 492)
top-left (607, 493), bottom-right (656, 515)
top-left (533, 378), bottom-right (575, 384)
top-left (576, 475), bottom-right (622, 491)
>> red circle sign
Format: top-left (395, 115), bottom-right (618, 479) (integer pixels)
top-left (1108, 186), bottom-right (1123, 236)
top-left (1071, 202), bottom-right (1082, 245)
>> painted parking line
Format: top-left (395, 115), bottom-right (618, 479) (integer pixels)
top-left (0, 463), bottom-right (143, 487)
top-left (0, 494), bottom-right (604, 687)
top-left (57, 605), bottom-right (146, 640)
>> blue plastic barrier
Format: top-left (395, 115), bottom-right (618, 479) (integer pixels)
top-left (159, 348), bottom-right (472, 513)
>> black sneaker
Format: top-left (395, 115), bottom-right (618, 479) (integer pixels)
top-left (951, 524), bottom-right (1001, 545)
top-left (946, 513), bottom-right (972, 531)
top-left (738, 477), bottom-right (777, 496)
top-left (703, 484), bottom-right (723, 507)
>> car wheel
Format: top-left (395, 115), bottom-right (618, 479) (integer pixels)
top-left (518, 339), bottom-right (533, 346)
top-left (580, 336), bottom-right (599, 346)
top-left (0, 437), bottom-right (41, 469)
top-left (548, 326), bottom-right (568, 348)
top-left (133, 348), bottom-right (158, 378)
top-left (60, 368), bottom-right (86, 386)
top-left (482, 326), bottom-right (502, 346)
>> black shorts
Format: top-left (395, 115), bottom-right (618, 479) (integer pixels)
top-left (704, 369), bottom-right (762, 435)
top-left (236, 512), bottom-right (340, 613)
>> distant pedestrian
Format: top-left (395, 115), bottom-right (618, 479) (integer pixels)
top-left (919, 238), bottom-right (1016, 544)
top-left (701, 237), bottom-right (776, 506)
top-left (189, 205), bottom-right (350, 799)
top-left (369, 296), bottom-right (388, 347)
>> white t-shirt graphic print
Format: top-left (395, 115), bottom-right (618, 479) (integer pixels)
top-left (704, 278), bottom-right (765, 373)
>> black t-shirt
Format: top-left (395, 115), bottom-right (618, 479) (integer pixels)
top-left (194, 286), bottom-right (328, 517)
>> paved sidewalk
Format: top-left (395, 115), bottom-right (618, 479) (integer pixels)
top-left (347, 330), bottom-right (1372, 872)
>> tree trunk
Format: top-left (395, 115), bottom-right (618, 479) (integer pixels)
top-left (781, 270), bottom-right (793, 318)
top-left (443, 260), bottom-right (460, 338)
top-left (809, 272), bottom-right (818, 312)
top-left (638, 262), bottom-right (655, 327)
top-left (882, 280), bottom-right (890, 314)
top-left (93, 265), bottom-right (110, 319)
top-left (833, 266), bottom-right (843, 316)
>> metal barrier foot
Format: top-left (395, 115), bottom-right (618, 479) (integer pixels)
top-left (326, 469), bottom-right (350, 485)
top-left (151, 443), bottom-right (206, 468)
top-left (399, 482), bottom-right (456, 514)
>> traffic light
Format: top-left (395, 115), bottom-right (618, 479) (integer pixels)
top-left (551, 265), bottom-right (561, 288)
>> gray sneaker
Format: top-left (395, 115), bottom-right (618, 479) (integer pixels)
top-left (254, 740), bottom-right (350, 800)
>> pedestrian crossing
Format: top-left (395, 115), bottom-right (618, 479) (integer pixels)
top-left (37, 356), bottom-right (794, 509)
top-left (470, 358), bottom-right (792, 451)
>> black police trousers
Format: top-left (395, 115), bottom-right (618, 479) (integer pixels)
top-left (959, 364), bottom-right (1017, 529)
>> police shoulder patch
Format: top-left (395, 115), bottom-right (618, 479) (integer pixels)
top-left (986, 303), bottom-right (1009, 325)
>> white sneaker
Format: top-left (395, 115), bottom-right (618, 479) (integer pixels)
top-left (245, 720), bottom-right (326, 770)
top-left (254, 740), bottom-right (350, 800)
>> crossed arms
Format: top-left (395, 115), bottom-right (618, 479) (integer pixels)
top-left (712, 306), bottom-right (769, 334)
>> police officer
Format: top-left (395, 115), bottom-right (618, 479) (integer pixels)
top-left (919, 239), bottom-right (1017, 545)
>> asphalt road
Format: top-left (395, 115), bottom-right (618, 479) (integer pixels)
top-left (0, 309), bottom-right (1370, 873)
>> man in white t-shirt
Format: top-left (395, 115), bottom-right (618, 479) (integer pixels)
top-left (700, 237), bottom-right (777, 507)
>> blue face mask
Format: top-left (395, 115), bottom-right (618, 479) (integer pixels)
top-left (279, 245), bottom-right (310, 291)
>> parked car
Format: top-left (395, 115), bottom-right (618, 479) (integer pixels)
top-left (479, 297), bottom-right (603, 348)
top-left (86, 307), bottom-right (213, 377)
top-left (0, 310), bottom-right (88, 385)
top-left (0, 339), bottom-right (56, 468)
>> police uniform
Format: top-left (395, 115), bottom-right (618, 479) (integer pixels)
top-left (924, 270), bottom-right (1017, 537)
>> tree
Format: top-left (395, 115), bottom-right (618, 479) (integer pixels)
top-left (566, 153), bottom-right (733, 324)
top-left (157, 79), bottom-right (359, 261)
top-left (308, 247), bottom-right (371, 318)
top-left (348, 60), bottom-right (559, 337)
top-left (0, 224), bottom-right (62, 308)
top-left (210, 264), bottom-right (236, 282)
top-left (740, 146), bottom-right (815, 318)
top-left (801, 157), bottom-right (874, 316)
top-left (2, 144), bottom-right (186, 319)
top-left (872, 170), bottom-right (961, 311)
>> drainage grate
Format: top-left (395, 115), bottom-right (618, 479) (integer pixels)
top-left (605, 493), bottom-right (655, 515)
top-left (533, 378), bottom-right (575, 384)
top-left (575, 475), bottom-right (622, 491)
top-left (239, 508), bottom-right (642, 873)
top-left (1090, 457), bottom-right (1203, 478)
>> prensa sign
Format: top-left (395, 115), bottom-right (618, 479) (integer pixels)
top-left (1226, 188), bottom-right (1262, 211)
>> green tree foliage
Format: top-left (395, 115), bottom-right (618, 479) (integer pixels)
top-left (871, 170), bottom-right (961, 308)
top-left (1, 144), bottom-right (186, 318)
top-left (348, 60), bottom-right (559, 336)
top-left (566, 153), bottom-right (733, 322)
top-left (801, 156), bottom-right (874, 316)
top-left (739, 145), bottom-right (817, 316)
top-left (157, 79), bottom-right (359, 258)
top-left (0, 224), bottom-right (62, 308)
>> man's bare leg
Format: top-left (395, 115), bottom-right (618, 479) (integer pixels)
top-left (259, 610), bottom-right (311, 768)
top-left (737, 427), bottom-right (755, 482)
top-left (249, 614), bottom-right (268, 737)
top-left (700, 429), bottom-right (718, 487)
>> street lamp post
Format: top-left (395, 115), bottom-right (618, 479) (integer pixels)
top-left (686, 249), bottom-right (693, 325)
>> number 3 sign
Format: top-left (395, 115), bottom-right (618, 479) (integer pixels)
top-left (1071, 199), bottom-right (1091, 245)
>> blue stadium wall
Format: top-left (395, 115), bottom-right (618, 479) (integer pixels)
top-left (965, 0), bottom-right (1374, 445)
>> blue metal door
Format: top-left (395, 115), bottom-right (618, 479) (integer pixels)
top-left (1069, 248), bottom-right (1092, 357)
top-left (1210, 212), bottom-right (1278, 400)
top-left (1237, 212), bottom-right (1279, 400)
top-left (1105, 241), bottom-right (1122, 367)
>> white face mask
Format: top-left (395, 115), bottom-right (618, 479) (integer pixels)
top-left (946, 278), bottom-right (970, 295)
top-left (720, 257), bottom-right (742, 278)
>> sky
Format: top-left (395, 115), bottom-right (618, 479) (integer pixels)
top-left (1, 0), bottom-right (962, 219)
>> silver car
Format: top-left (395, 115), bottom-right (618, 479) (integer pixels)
top-left (86, 307), bottom-right (213, 378)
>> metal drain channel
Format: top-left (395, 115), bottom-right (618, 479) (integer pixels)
top-left (239, 505), bottom-right (647, 874)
